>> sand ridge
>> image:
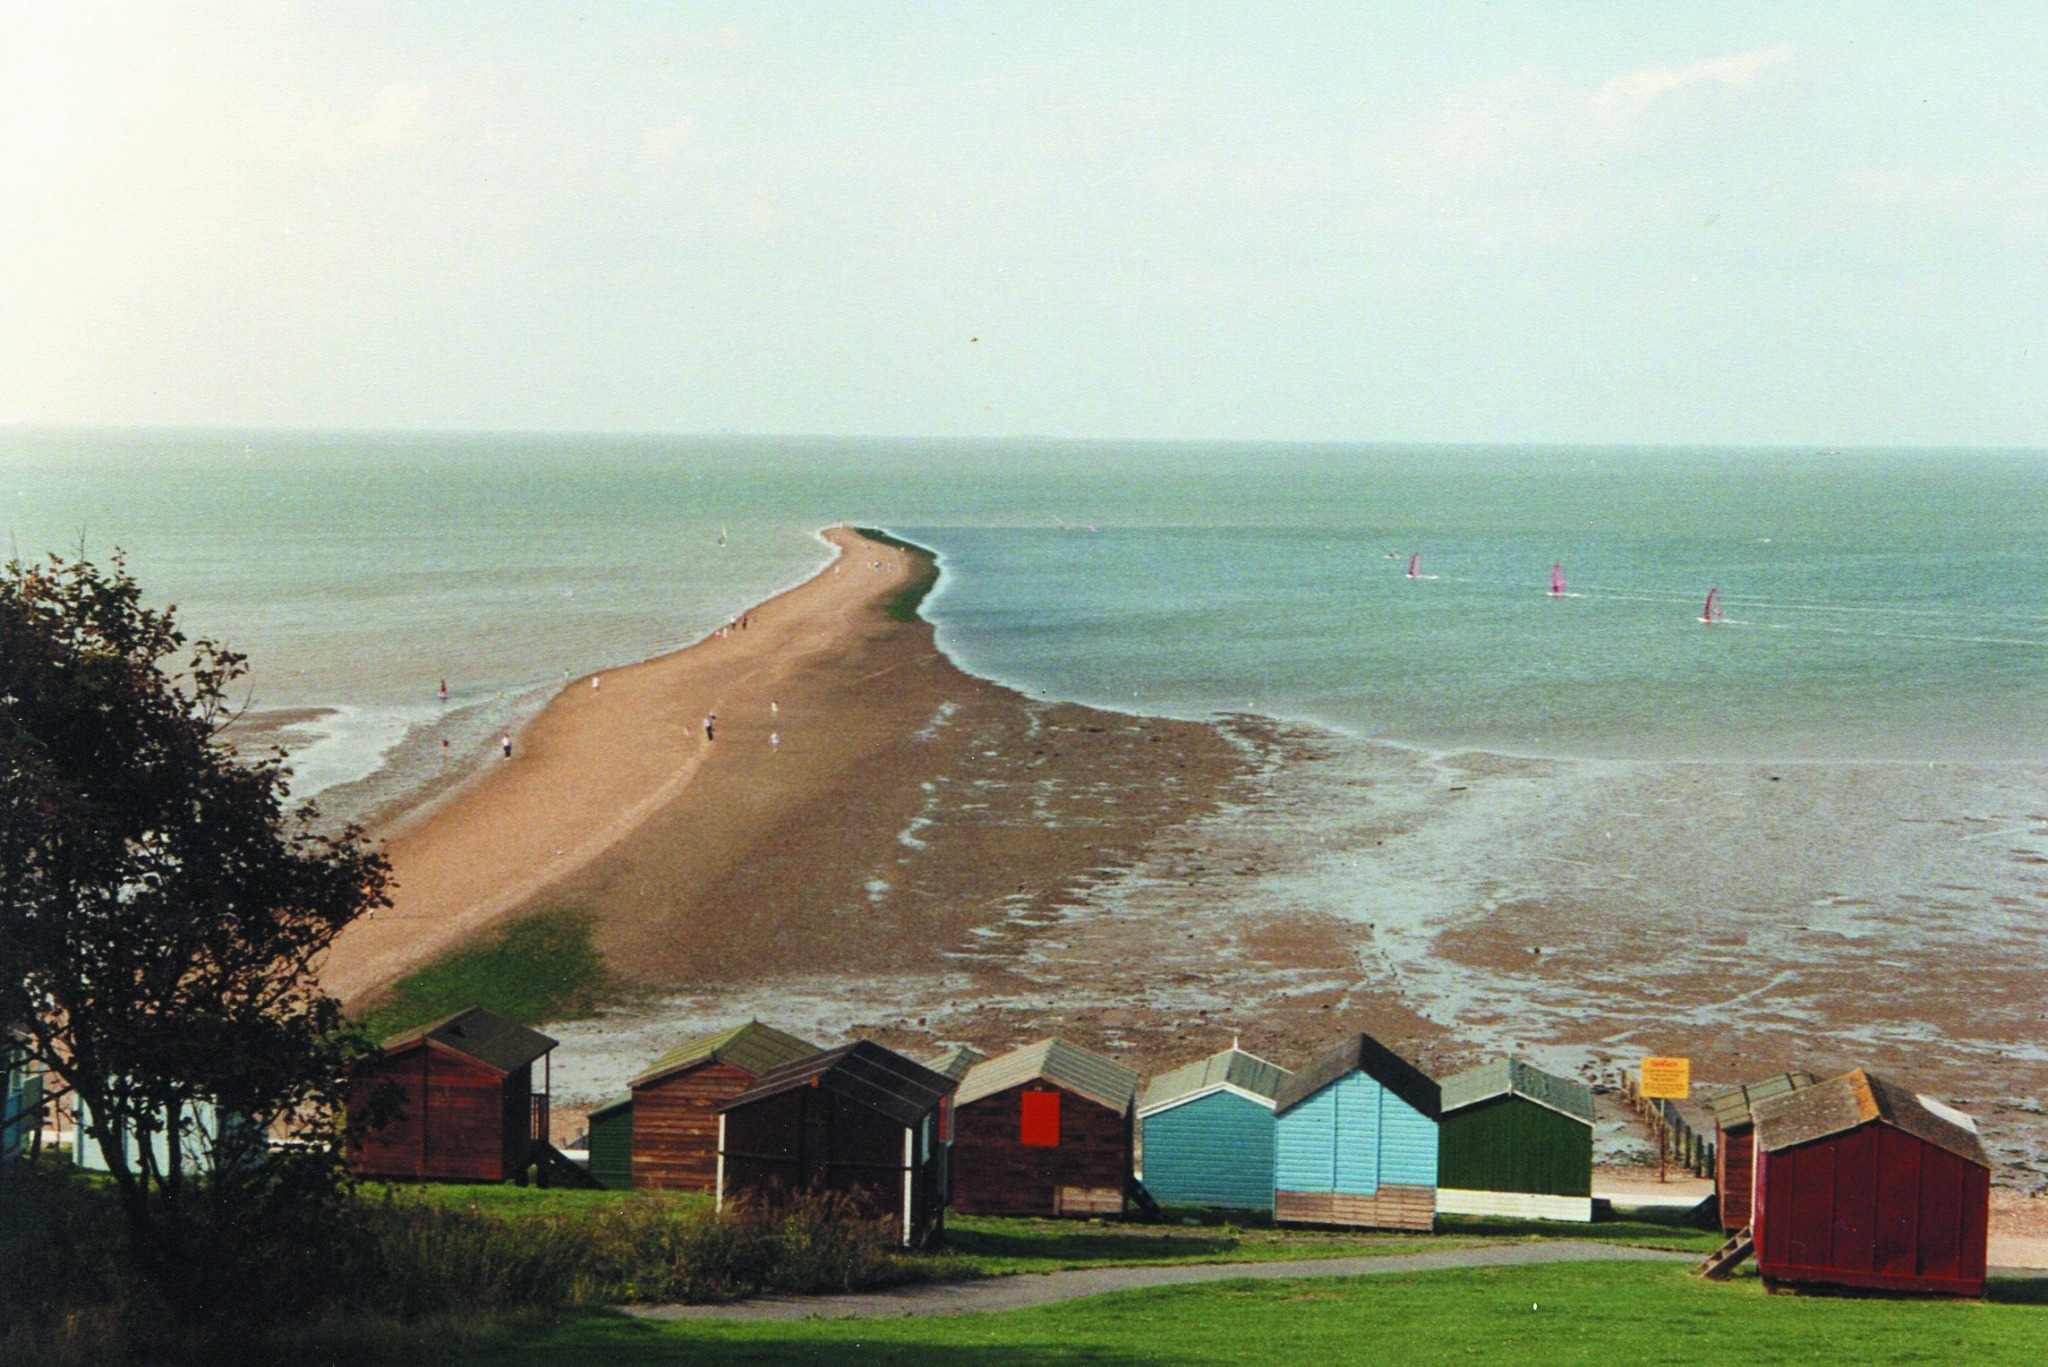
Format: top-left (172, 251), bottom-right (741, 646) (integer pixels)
top-left (320, 526), bottom-right (914, 1002)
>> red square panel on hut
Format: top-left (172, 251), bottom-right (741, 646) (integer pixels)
top-left (1020, 1090), bottom-right (1061, 1147)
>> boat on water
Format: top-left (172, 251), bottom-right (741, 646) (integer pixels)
top-left (1701, 587), bottom-right (1722, 624)
top-left (1549, 562), bottom-right (1566, 597)
top-left (1406, 553), bottom-right (1420, 579)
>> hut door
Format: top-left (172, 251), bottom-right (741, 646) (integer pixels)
top-left (1021, 1091), bottom-right (1061, 1147)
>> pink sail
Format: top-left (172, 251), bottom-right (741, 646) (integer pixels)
top-left (1406, 553), bottom-right (1420, 579)
top-left (1701, 587), bottom-right (1721, 623)
top-left (1549, 562), bottom-right (1566, 596)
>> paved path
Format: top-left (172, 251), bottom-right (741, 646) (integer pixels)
top-left (633, 1240), bottom-right (1692, 1322)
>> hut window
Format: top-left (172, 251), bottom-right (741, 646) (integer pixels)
top-left (1020, 1090), bottom-right (1061, 1147)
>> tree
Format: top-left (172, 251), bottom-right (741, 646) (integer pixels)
top-left (0, 551), bottom-right (390, 1303)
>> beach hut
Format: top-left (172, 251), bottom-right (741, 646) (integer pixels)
top-left (926, 1045), bottom-right (987, 1082)
top-left (585, 1095), bottom-right (634, 1190)
top-left (72, 1093), bottom-right (254, 1175)
top-left (951, 1038), bottom-right (1139, 1217)
top-left (1436, 1057), bottom-right (1594, 1222)
top-left (1708, 1071), bottom-right (1817, 1232)
top-left (1749, 1068), bottom-right (1990, 1297)
top-left (1135, 1044), bottom-right (1290, 1211)
top-left (1273, 1033), bottom-right (1440, 1231)
top-left (348, 1006), bottom-right (557, 1183)
top-left (3, 1041), bottom-right (39, 1164)
top-left (717, 1040), bottom-right (955, 1249)
top-left (627, 1021), bottom-right (818, 1192)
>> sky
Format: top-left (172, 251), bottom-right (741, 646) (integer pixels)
top-left (2, 2), bottom-right (2045, 445)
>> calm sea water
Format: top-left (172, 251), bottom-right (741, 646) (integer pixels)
top-left (6, 430), bottom-right (2047, 794)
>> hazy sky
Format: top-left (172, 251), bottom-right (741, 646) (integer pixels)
top-left (3, 3), bottom-right (2044, 444)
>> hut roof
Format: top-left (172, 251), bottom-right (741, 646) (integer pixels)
top-left (1439, 1057), bottom-right (1593, 1125)
top-left (381, 1006), bottom-right (556, 1075)
top-left (1752, 1068), bottom-right (1988, 1169)
top-left (1273, 1033), bottom-right (1440, 1120)
top-left (721, 1040), bottom-right (954, 1129)
top-left (1706, 1071), bottom-right (1819, 1132)
top-left (956, 1038), bottom-right (1139, 1113)
top-left (587, 1095), bottom-right (633, 1122)
top-left (631, 1021), bottom-right (818, 1089)
top-left (1138, 1046), bottom-right (1290, 1116)
top-left (925, 1046), bottom-right (988, 1082)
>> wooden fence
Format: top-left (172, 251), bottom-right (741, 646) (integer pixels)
top-left (1616, 1071), bottom-right (1716, 1179)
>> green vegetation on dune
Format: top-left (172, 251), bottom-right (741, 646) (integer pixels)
top-left (435, 1262), bottom-right (2048, 1367)
top-left (357, 907), bottom-right (608, 1041)
top-left (852, 525), bottom-right (941, 622)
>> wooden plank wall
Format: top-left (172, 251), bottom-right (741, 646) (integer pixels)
top-left (349, 1046), bottom-right (516, 1182)
top-left (1756, 1124), bottom-right (1989, 1296)
top-left (1717, 1124), bottom-right (1756, 1231)
top-left (633, 1060), bottom-right (756, 1191)
top-left (951, 1082), bottom-right (1130, 1216)
top-left (1274, 1184), bottom-right (1436, 1231)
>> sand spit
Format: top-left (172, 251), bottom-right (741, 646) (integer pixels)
top-left (323, 529), bottom-right (2048, 1194)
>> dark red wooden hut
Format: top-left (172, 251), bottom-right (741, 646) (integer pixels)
top-left (349, 1007), bottom-right (556, 1183)
top-left (1707, 1071), bottom-right (1817, 1232)
top-left (717, 1041), bottom-right (955, 1249)
top-left (627, 1021), bottom-right (817, 1191)
top-left (1750, 1068), bottom-right (1990, 1297)
top-left (950, 1038), bottom-right (1138, 1217)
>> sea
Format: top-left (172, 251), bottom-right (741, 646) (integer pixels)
top-left (8, 430), bottom-right (2046, 781)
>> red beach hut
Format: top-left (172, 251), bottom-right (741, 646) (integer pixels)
top-left (1749, 1068), bottom-right (1990, 1297)
top-left (348, 1006), bottom-right (557, 1183)
top-left (1707, 1070), bottom-right (1817, 1233)
top-left (950, 1038), bottom-right (1138, 1217)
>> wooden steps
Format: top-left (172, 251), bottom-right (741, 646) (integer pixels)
top-left (1697, 1225), bottom-right (1754, 1280)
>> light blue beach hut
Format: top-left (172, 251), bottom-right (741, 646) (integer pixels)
top-left (72, 1093), bottom-right (254, 1176)
top-left (3, 1041), bottom-right (39, 1164)
top-left (1136, 1044), bottom-right (1290, 1211)
top-left (1272, 1033), bottom-right (1441, 1231)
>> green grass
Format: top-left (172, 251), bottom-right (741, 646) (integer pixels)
top-left (852, 526), bottom-right (941, 622)
top-left (355, 906), bottom-right (608, 1040)
top-left (412, 1260), bottom-right (2048, 1366)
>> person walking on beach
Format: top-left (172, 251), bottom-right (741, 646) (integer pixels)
top-left (769, 731), bottom-right (779, 751)
top-left (501, 733), bottom-right (513, 759)
top-left (704, 713), bottom-right (715, 741)
top-left (438, 678), bottom-right (448, 702)
top-left (592, 675), bottom-right (601, 691)
top-left (770, 699), bottom-right (779, 717)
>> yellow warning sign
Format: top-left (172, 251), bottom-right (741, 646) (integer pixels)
top-left (1639, 1057), bottom-right (1691, 1100)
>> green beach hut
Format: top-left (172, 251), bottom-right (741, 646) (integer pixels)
top-left (1435, 1057), bottom-right (1595, 1222)
top-left (1136, 1044), bottom-right (1290, 1211)
top-left (585, 1095), bottom-right (634, 1190)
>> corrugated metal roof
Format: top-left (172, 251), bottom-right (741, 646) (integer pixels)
top-left (955, 1038), bottom-right (1139, 1113)
top-left (381, 1006), bottom-right (556, 1075)
top-left (925, 1046), bottom-right (987, 1082)
top-left (587, 1094), bottom-right (632, 1122)
top-left (1138, 1047), bottom-right (1290, 1114)
top-left (1273, 1033), bottom-right (1439, 1119)
top-left (631, 1021), bottom-right (819, 1089)
top-left (720, 1040), bottom-right (954, 1129)
top-left (1752, 1068), bottom-right (1989, 1169)
top-left (1439, 1057), bottom-right (1594, 1125)
top-left (1706, 1071), bottom-right (1819, 1131)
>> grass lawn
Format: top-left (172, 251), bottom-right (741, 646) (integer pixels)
top-left (354, 906), bottom-right (609, 1039)
top-left (392, 1185), bottom-right (1721, 1275)
top-left (424, 1261), bottom-right (2048, 1366)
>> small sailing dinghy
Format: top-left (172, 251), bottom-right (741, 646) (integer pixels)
top-left (1701, 587), bottom-right (1722, 624)
top-left (1407, 553), bottom-right (1420, 579)
top-left (1549, 562), bottom-right (1566, 597)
